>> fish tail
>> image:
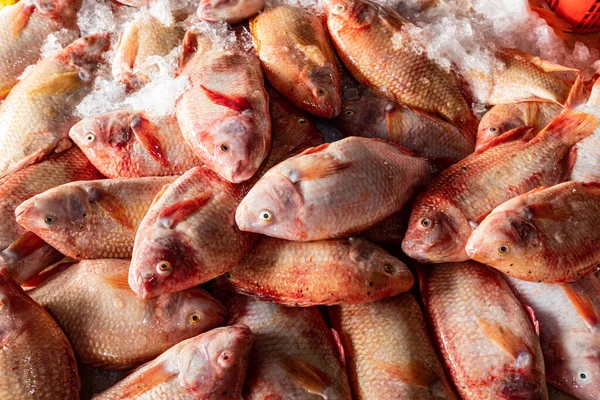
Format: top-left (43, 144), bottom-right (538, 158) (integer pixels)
top-left (539, 109), bottom-right (598, 146)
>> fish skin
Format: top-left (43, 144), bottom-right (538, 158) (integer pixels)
top-left (93, 325), bottom-right (254, 400)
top-left (402, 110), bottom-right (598, 264)
top-left (112, 13), bottom-right (184, 90)
top-left (0, 32), bottom-right (111, 178)
top-left (215, 292), bottom-right (353, 399)
top-left (506, 275), bottom-right (600, 400)
top-left (0, 147), bottom-right (101, 283)
top-left (69, 111), bottom-right (203, 178)
top-left (176, 30), bottom-right (271, 184)
top-left (337, 87), bottom-right (474, 161)
top-left (0, 0), bottom-right (80, 99)
top-left (419, 262), bottom-right (548, 400)
top-left (477, 102), bottom-right (562, 151)
top-left (15, 176), bottom-right (177, 260)
top-left (236, 136), bottom-right (431, 241)
top-left (466, 181), bottom-right (600, 283)
top-left (129, 166), bottom-right (256, 299)
top-left (571, 77), bottom-right (600, 183)
top-left (0, 267), bottom-right (80, 399)
top-left (197, 0), bottom-right (265, 24)
top-left (330, 293), bottom-right (458, 399)
top-left (220, 236), bottom-right (413, 306)
top-left (362, 209), bottom-right (408, 246)
top-left (251, 5), bottom-right (342, 118)
top-left (29, 259), bottom-right (227, 369)
top-left (324, 0), bottom-right (477, 137)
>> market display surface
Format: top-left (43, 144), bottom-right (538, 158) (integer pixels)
top-left (0, 0), bottom-right (599, 398)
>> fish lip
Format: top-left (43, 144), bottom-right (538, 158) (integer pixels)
top-left (129, 271), bottom-right (157, 299)
top-left (14, 202), bottom-right (32, 226)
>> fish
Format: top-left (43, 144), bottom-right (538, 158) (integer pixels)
top-left (93, 325), bottom-right (254, 399)
top-left (337, 87), bottom-right (474, 160)
top-left (112, 13), bottom-right (184, 90)
top-left (219, 236), bottom-right (413, 306)
top-left (506, 275), bottom-right (600, 400)
top-left (15, 176), bottom-right (177, 260)
top-left (175, 30), bottom-right (271, 183)
top-left (28, 259), bottom-right (227, 369)
top-left (236, 136), bottom-right (431, 241)
top-left (402, 107), bottom-right (598, 263)
top-left (324, 0), bottom-right (477, 138)
top-left (488, 49), bottom-right (575, 106)
top-left (0, 147), bottom-right (101, 283)
top-left (0, 0), bottom-right (80, 100)
top-left (419, 261), bottom-right (547, 400)
top-left (466, 181), bottom-right (600, 283)
top-left (330, 293), bottom-right (458, 399)
top-left (477, 102), bottom-right (562, 151)
top-left (197, 0), bottom-right (265, 24)
top-left (216, 292), bottom-right (353, 399)
top-left (362, 209), bottom-right (408, 245)
top-left (69, 111), bottom-right (203, 178)
top-left (251, 5), bottom-right (342, 118)
top-left (571, 77), bottom-right (600, 183)
top-left (0, 32), bottom-right (111, 179)
top-left (0, 267), bottom-right (80, 399)
top-left (129, 166), bottom-right (256, 299)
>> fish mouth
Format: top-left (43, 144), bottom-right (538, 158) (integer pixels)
top-left (14, 202), bottom-right (34, 228)
top-left (129, 271), bottom-right (159, 299)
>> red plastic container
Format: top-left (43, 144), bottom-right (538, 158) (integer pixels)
top-left (546, 0), bottom-right (600, 33)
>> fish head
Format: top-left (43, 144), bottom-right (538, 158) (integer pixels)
top-left (209, 115), bottom-right (265, 183)
top-left (476, 108), bottom-right (523, 151)
top-left (298, 65), bottom-right (342, 118)
top-left (465, 208), bottom-right (543, 272)
top-left (15, 185), bottom-right (92, 241)
top-left (235, 173), bottom-right (303, 239)
top-left (63, 32), bottom-right (111, 72)
top-left (324, 0), bottom-right (377, 29)
top-left (337, 91), bottom-right (387, 137)
top-left (402, 197), bottom-right (470, 262)
top-left (154, 288), bottom-right (227, 340)
top-left (34, 0), bottom-right (82, 20)
top-left (496, 359), bottom-right (547, 400)
top-left (129, 227), bottom-right (199, 299)
top-left (176, 325), bottom-right (254, 394)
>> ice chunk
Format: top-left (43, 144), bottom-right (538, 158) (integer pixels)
top-left (40, 29), bottom-right (77, 58)
top-left (77, 0), bottom-right (118, 35)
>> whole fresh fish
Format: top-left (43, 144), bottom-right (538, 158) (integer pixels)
top-left (466, 181), bottom-right (600, 282)
top-left (112, 13), bottom-right (184, 89)
top-left (402, 108), bottom-right (597, 263)
top-left (571, 77), bottom-right (600, 183)
top-left (251, 5), bottom-right (342, 118)
top-left (236, 137), bottom-right (431, 241)
top-left (0, 32), bottom-right (111, 178)
top-left (0, 0), bottom-right (80, 99)
top-left (337, 87), bottom-right (474, 160)
top-left (197, 0), bottom-right (265, 24)
top-left (29, 259), bottom-right (227, 369)
top-left (219, 236), bottom-right (413, 306)
top-left (15, 176), bottom-right (177, 260)
top-left (217, 292), bottom-right (353, 399)
top-left (176, 30), bottom-right (271, 183)
top-left (0, 267), bottom-right (80, 399)
top-left (69, 111), bottom-right (203, 178)
top-left (129, 166), bottom-right (256, 299)
top-left (324, 0), bottom-right (477, 137)
top-left (506, 275), bottom-right (600, 400)
top-left (419, 262), bottom-right (547, 400)
top-left (93, 325), bottom-right (254, 400)
top-left (0, 147), bottom-right (101, 283)
top-left (477, 102), bottom-right (562, 151)
top-left (330, 293), bottom-right (457, 399)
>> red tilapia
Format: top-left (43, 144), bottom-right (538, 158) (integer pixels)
top-left (236, 137), bottom-right (431, 241)
top-left (0, 147), bottom-right (101, 283)
top-left (506, 275), bottom-right (600, 400)
top-left (197, 0), bottom-right (265, 24)
top-left (220, 236), bottom-right (413, 306)
top-left (0, 267), bottom-right (80, 399)
top-left (0, 32), bottom-right (111, 178)
top-left (330, 293), bottom-right (458, 399)
top-left (93, 325), bottom-right (254, 399)
top-left (16, 177), bottom-right (177, 260)
top-left (69, 111), bottom-right (203, 178)
top-left (419, 262), bottom-right (547, 399)
top-left (176, 30), bottom-right (271, 183)
top-left (466, 181), bottom-right (600, 282)
top-left (402, 109), bottom-right (597, 263)
top-left (571, 77), bottom-right (600, 183)
top-left (29, 259), bottom-right (226, 369)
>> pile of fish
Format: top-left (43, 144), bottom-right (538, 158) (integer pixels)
top-left (1, 0), bottom-right (599, 398)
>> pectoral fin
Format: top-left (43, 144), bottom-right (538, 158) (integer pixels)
top-left (29, 72), bottom-right (86, 96)
top-left (130, 115), bottom-right (170, 168)
top-left (119, 362), bottom-right (177, 398)
top-left (277, 357), bottom-right (330, 398)
top-left (101, 270), bottom-right (131, 290)
top-left (477, 319), bottom-right (531, 359)
top-left (158, 193), bottom-right (212, 229)
top-left (562, 283), bottom-right (600, 329)
top-left (86, 188), bottom-right (135, 231)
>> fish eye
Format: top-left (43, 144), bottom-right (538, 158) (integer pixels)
top-left (220, 144), bottom-right (229, 152)
top-left (85, 132), bottom-right (96, 143)
top-left (316, 87), bottom-right (327, 97)
top-left (298, 118), bottom-right (307, 125)
top-left (580, 373), bottom-right (587, 380)
top-left (419, 217), bottom-right (431, 228)
top-left (44, 216), bottom-right (55, 225)
top-left (260, 210), bottom-right (272, 223)
top-left (497, 245), bottom-right (510, 255)
top-left (489, 126), bottom-right (499, 133)
top-left (218, 350), bottom-right (234, 367)
top-left (383, 263), bottom-right (396, 274)
top-left (188, 313), bottom-right (201, 325)
top-left (157, 261), bottom-right (172, 274)
top-left (344, 109), bottom-right (354, 117)
top-left (334, 4), bottom-right (345, 13)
